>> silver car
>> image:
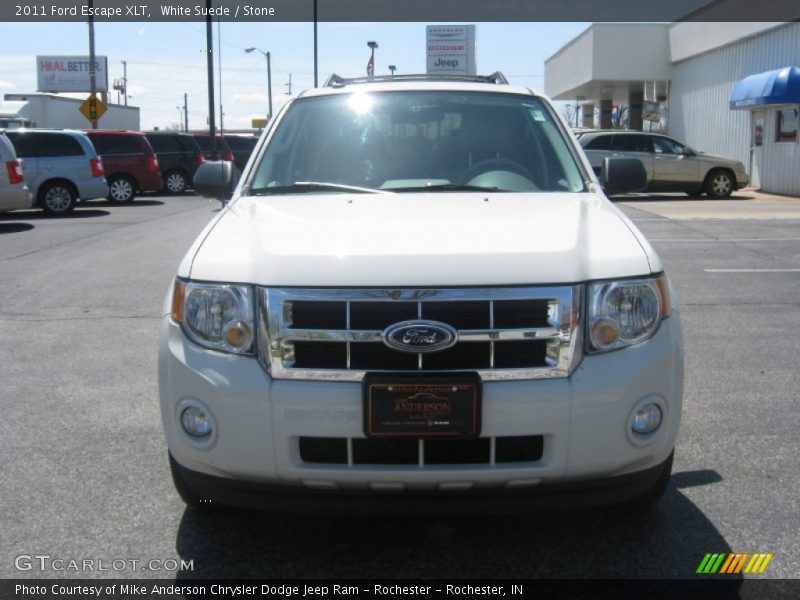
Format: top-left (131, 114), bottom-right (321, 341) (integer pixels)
top-left (2, 129), bottom-right (108, 215)
top-left (578, 131), bottom-right (749, 198)
top-left (0, 132), bottom-right (32, 213)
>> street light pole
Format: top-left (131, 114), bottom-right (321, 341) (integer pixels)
top-left (313, 0), bottom-right (318, 87)
top-left (367, 40), bottom-right (378, 76)
top-left (205, 0), bottom-right (217, 158)
top-left (245, 47), bottom-right (272, 120)
top-left (122, 60), bottom-right (128, 106)
top-left (87, 0), bottom-right (97, 129)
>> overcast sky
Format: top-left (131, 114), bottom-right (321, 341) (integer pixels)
top-left (0, 21), bottom-right (589, 130)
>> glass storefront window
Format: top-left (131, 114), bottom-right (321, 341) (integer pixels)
top-left (776, 108), bottom-right (798, 143)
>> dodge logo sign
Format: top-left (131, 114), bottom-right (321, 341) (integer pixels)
top-left (382, 320), bottom-right (458, 354)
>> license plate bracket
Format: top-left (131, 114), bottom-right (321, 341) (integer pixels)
top-left (363, 373), bottom-right (481, 439)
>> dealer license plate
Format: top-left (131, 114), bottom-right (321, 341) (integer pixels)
top-left (363, 373), bottom-right (481, 439)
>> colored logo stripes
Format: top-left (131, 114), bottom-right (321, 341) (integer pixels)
top-left (696, 553), bottom-right (773, 574)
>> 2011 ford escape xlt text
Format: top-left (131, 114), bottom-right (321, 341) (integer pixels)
top-left (159, 73), bottom-right (684, 513)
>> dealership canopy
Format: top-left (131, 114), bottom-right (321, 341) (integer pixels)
top-left (729, 66), bottom-right (800, 110)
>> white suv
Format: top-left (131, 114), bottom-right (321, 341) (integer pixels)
top-left (160, 74), bottom-right (683, 512)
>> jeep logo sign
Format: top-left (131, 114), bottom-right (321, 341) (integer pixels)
top-left (426, 24), bottom-right (476, 76)
top-left (382, 320), bottom-right (458, 354)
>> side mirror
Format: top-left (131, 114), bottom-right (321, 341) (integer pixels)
top-left (601, 157), bottom-right (647, 195)
top-left (193, 161), bottom-right (235, 201)
top-left (683, 147), bottom-right (696, 157)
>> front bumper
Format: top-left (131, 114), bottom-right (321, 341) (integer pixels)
top-left (159, 312), bottom-right (683, 506)
top-left (735, 170), bottom-right (749, 189)
top-left (171, 450), bottom-right (673, 514)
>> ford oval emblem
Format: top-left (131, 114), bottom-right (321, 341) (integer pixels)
top-left (382, 320), bottom-right (458, 354)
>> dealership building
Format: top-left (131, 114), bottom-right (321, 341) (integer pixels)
top-left (545, 22), bottom-right (800, 195)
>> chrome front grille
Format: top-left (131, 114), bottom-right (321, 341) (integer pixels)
top-left (257, 287), bottom-right (581, 381)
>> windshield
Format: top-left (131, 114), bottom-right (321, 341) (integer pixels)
top-left (250, 90), bottom-right (587, 194)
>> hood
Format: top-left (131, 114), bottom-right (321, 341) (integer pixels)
top-left (694, 151), bottom-right (742, 166)
top-left (184, 192), bottom-right (655, 287)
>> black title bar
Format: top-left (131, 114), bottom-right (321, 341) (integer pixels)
top-left (4, 0), bottom-right (800, 22)
top-left (3, 579), bottom-right (800, 600)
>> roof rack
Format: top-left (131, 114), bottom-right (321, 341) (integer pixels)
top-left (324, 72), bottom-right (509, 87)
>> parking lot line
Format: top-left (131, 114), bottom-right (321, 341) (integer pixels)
top-left (704, 268), bottom-right (800, 273)
top-left (650, 237), bottom-right (800, 243)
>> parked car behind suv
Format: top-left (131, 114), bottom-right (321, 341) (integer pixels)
top-left (222, 134), bottom-right (257, 172)
top-left (162, 74), bottom-right (683, 513)
top-left (143, 132), bottom-right (204, 194)
top-left (85, 130), bottom-right (162, 203)
top-left (3, 129), bottom-right (108, 215)
top-left (578, 130), bottom-right (748, 198)
top-left (191, 133), bottom-right (234, 165)
top-left (0, 132), bottom-right (32, 212)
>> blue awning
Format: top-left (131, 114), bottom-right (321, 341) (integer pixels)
top-left (729, 66), bottom-right (800, 109)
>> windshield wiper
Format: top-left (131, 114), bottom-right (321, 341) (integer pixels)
top-left (394, 183), bottom-right (505, 193)
top-left (249, 182), bottom-right (391, 195)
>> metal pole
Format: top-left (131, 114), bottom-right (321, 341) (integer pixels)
top-left (88, 0), bottom-right (97, 129)
top-left (122, 60), bottom-right (127, 106)
top-left (217, 17), bottom-right (223, 134)
top-left (267, 51), bottom-right (273, 120)
top-left (285, 74), bottom-right (292, 96)
top-left (313, 0), bottom-right (318, 87)
top-left (205, 0), bottom-right (217, 158)
top-left (184, 92), bottom-right (188, 132)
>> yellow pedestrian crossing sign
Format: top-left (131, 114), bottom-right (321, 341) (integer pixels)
top-left (80, 94), bottom-right (107, 124)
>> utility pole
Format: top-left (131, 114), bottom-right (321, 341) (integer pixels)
top-left (285, 74), bottom-right (292, 95)
top-left (313, 0), bottom-right (318, 87)
top-left (205, 0), bottom-right (217, 158)
top-left (122, 60), bottom-right (128, 106)
top-left (267, 52), bottom-right (272, 118)
top-left (184, 92), bottom-right (188, 132)
top-left (88, 0), bottom-right (97, 129)
top-left (217, 17), bottom-right (223, 133)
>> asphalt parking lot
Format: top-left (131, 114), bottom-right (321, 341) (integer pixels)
top-left (1, 190), bottom-right (798, 581)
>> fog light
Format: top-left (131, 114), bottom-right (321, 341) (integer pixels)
top-left (631, 403), bottom-right (662, 435)
top-left (181, 406), bottom-right (213, 438)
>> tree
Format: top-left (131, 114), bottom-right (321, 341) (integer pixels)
top-left (612, 105), bottom-right (629, 129)
top-left (561, 104), bottom-right (578, 128)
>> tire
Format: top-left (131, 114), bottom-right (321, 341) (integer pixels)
top-left (169, 452), bottom-right (215, 508)
top-left (164, 171), bottom-right (187, 194)
top-left (619, 450), bottom-right (674, 511)
top-left (704, 169), bottom-right (734, 199)
top-left (107, 175), bottom-right (136, 203)
top-left (38, 181), bottom-right (77, 215)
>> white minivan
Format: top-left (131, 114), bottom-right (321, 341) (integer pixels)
top-left (160, 73), bottom-right (684, 512)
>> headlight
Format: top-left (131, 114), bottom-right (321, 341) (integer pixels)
top-left (587, 275), bottom-right (670, 353)
top-left (171, 280), bottom-right (255, 354)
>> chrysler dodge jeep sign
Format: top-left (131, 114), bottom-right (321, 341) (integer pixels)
top-left (426, 24), bottom-right (476, 76)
